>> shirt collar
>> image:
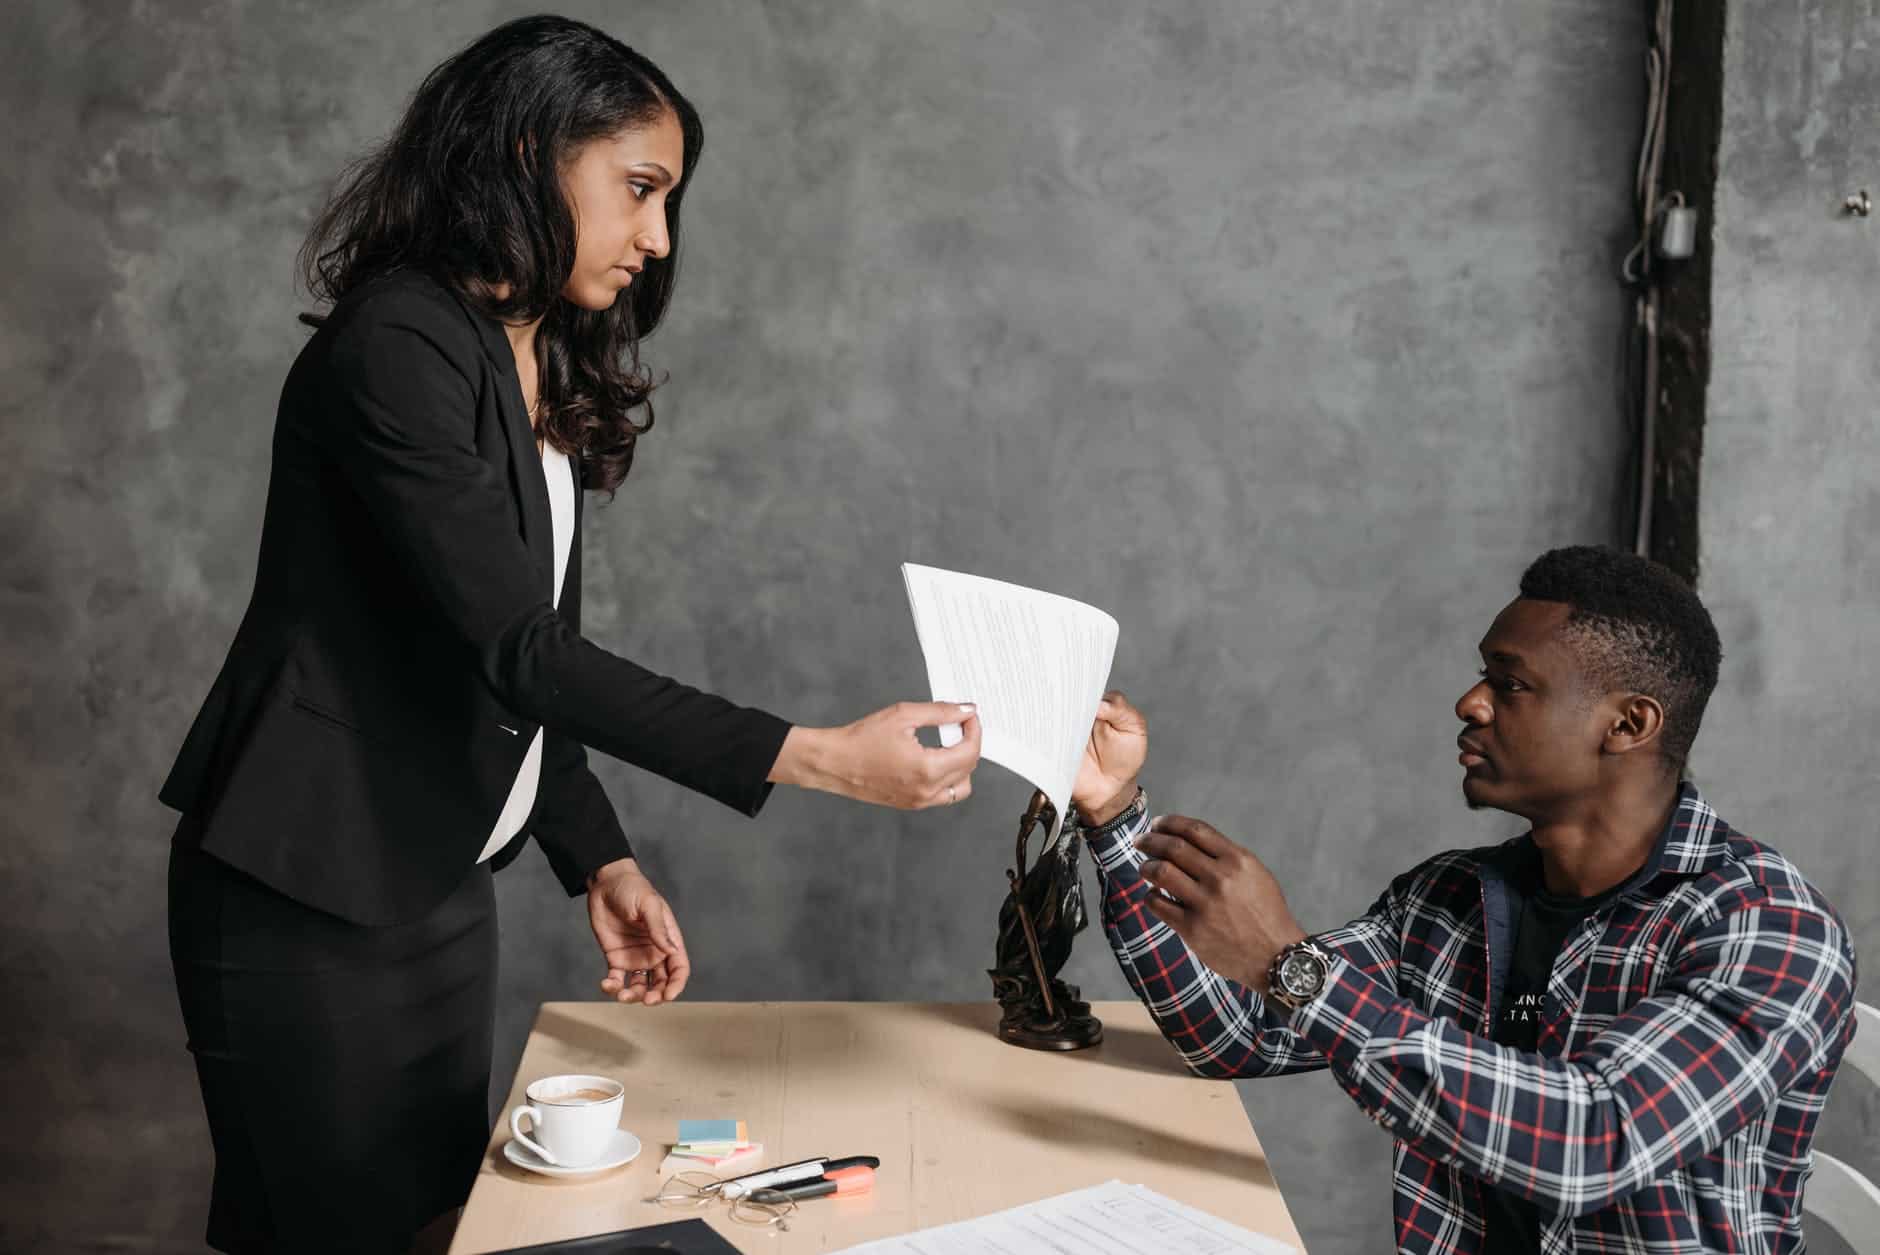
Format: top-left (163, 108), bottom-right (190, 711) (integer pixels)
top-left (1651, 781), bottom-right (1732, 880)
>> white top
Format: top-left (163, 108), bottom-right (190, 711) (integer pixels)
top-left (478, 440), bottom-right (576, 863)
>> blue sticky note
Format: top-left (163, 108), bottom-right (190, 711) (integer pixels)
top-left (678, 1119), bottom-right (746, 1144)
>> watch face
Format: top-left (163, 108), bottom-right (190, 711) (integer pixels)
top-left (1280, 949), bottom-right (1324, 998)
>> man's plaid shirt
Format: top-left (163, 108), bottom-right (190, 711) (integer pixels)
top-left (1078, 784), bottom-right (1858, 1254)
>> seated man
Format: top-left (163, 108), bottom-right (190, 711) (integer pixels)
top-left (1068, 546), bottom-right (1858, 1254)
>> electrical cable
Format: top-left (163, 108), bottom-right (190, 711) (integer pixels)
top-left (1625, 0), bottom-right (1676, 556)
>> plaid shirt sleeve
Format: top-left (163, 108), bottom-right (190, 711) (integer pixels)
top-left (1079, 791), bottom-right (1409, 1080)
top-left (1287, 893), bottom-right (1857, 1219)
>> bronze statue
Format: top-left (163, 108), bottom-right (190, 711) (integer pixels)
top-left (987, 790), bottom-right (1104, 1050)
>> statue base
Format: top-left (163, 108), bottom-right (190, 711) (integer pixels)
top-left (988, 972), bottom-right (1105, 1052)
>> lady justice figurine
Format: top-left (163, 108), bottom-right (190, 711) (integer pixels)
top-left (987, 790), bottom-right (1104, 1051)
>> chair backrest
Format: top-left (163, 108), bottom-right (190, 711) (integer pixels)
top-left (1805, 1002), bottom-right (1880, 1252)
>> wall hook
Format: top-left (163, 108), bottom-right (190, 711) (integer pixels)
top-left (1844, 190), bottom-right (1872, 218)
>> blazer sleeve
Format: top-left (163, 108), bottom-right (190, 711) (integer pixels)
top-left (317, 282), bottom-right (792, 816)
top-left (506, 731), bottom-right (634, 896)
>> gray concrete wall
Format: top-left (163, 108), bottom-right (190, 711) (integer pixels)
top-left (1699, 7), bottom-right (1880, 1253)
top-left (4, 2), bottom-right (1649, 1251)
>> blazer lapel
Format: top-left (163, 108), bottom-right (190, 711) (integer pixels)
top-left (494, 372), bottom-right (555, 601)
top-left (450, 284), bottom-right (554, 603)
top-left (563, 454), bottom-right (585, 629)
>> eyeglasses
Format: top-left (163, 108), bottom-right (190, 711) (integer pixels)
top-left (646, 1170), bottom-right (796, 1230)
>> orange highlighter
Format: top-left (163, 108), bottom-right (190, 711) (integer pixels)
top-left (750, 1165), bottom-right (874, 1203)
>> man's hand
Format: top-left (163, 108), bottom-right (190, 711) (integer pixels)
top-left (1135, 815), bottom-right (1308, 993)
top-left (586, 858), bottom-right (690, 1006)
top-left (1072, 691), bottom-right (1147, 825)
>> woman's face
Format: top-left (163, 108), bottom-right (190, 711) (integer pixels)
top-left (559, 109), bottom-right (686, 312)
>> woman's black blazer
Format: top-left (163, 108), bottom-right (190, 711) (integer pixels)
top-left (160, 269), bottom-right (791, 926)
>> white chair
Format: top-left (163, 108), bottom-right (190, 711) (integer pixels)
top-left (1806, 1002), bottom-right (1880, 1252)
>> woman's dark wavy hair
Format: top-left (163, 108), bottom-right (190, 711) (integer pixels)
top-left (297, 14), bottom-right (703, 494)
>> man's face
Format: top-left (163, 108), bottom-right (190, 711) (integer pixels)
top-left (1454, 598), bottom-right (1614, 819)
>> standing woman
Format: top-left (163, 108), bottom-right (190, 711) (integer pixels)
top-left (163, 16), bottom-right (980, 1254)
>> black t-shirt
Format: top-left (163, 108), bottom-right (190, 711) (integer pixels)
top-left (1479, 849), bottom-right (1641, 1254)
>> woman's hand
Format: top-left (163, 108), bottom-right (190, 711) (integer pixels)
top-left (1072, 691), bottom-right (1147, 825)
top-left (586, 858), bottom-right (690, 1006)
top-left (769, 702), bottom-right (982, 809)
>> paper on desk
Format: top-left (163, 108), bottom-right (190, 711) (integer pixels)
top-left (831, 1179), bottom-right (1303, 1255)
top-left (901, 563), bottom-right (1119, 845)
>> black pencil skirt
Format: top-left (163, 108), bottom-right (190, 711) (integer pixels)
top-left (168, 821), bottom-right (498, 1254)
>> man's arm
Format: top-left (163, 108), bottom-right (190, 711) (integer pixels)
top-left (1286, 894), bottom-right (1856, 1217)
top-left (1139, 812), bottom-right (1860, 1216)
top-left (1080, 792), bottom-right (1408, 1079)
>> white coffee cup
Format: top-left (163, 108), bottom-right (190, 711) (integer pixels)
top-left (508, 1074), bottom-right (625, 1167)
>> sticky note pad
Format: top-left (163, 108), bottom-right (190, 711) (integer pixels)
top-left (678, 1120), bottom-right (747, 1145)
top-left (662, 1143), bottom-right (764, 1175)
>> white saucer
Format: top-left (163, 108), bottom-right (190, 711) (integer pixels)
top-left (503, 1129), bottom-right (642, 1178)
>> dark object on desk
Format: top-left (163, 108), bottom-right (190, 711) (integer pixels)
top-left (751, 1162), bottom-right (875, 1203)
top-left (988, 790), bottom-right (1104, 1051)
top-left (487, 1216), bottom-right (742, 1254)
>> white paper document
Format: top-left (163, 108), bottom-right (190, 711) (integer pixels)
top-left (901, 564), bottom-right (1119, 843)
top-left (831, 1179), bottom-right (1303, 1255)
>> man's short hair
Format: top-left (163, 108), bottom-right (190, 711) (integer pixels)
top-left (1518, 546), bottom-right (1722, 769)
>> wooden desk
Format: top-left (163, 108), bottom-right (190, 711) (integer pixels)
top-left (451, 1001), bottom-right (1304, 1254)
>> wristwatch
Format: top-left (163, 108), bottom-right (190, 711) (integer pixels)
top-left (1264, 937), bottom-right (1335, 1010)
